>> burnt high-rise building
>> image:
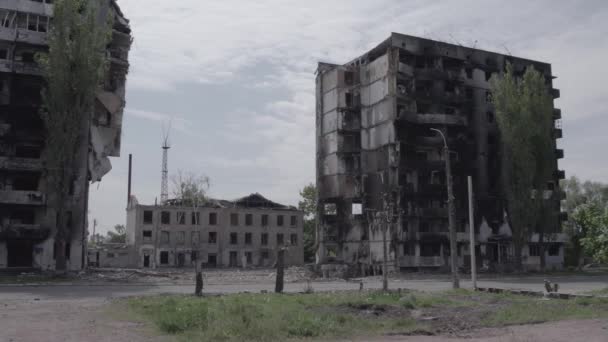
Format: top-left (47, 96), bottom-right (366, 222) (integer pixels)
top-left (0, 0), bottom-right (131, 270)
top-left (315, 33), bottom-right (566, 274)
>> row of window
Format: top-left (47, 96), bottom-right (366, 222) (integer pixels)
top-left (157, 250), bottom-right (269, 266)
top-left (146, 230), bottom-right (298, 246)
top-left (143, 210), bottom-right (298, 227)
top-left (1, 11), bottom-right (50, 33)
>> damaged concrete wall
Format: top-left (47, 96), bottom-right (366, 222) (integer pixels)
top-left (124, 194), bottom-right (305, 269)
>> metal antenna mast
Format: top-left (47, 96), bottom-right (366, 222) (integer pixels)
top-left (160, 121), bottom-right (171, 205)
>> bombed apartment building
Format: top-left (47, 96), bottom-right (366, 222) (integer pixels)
top-left (0, 0), bottom-right (131, 270)
top-left (315, 33), bottom-right (567, 274)
top-left (125, 193), bottom-right (304, 269)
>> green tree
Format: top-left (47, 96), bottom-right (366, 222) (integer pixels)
top-left (106, 224), bottom-right (126, 243)
top-left (491, 64), bottom-right (555, 270)
top-left (298, 183), bottom-right (317, 262)
top-left (38, 0), bottom-right (112, 271)
top-left (171, 170), bottom-right (210, 208)
top-left (573, 202), bottom-right (608, 264)
top-left (563, 177), bottom-right (608, 266)
top-left (88, 233), bottom-right (106, 246)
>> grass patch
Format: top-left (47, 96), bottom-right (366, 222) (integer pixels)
top-left (586, 287), bottom-right (608, 296)
top-left (126, 291), bottom-right (432, 341)
top-left (125, 290), bottom-right (608, 341)
top-left (482, 296), bottom-right (608, 326)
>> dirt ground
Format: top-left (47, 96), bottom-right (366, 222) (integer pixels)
top-left (0, 296), bottom-right (169, 342)
top-left (365, 319), bottom-right (608, 342)
top-left (2, 269), bottom-right (608, 341)
top-left (1, 294), bottom-right (606, 342)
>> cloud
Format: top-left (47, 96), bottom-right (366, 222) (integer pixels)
top-left (125, 108), bottom-right (193, 135)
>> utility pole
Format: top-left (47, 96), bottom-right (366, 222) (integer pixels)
top-left (431, 128), bottom-right (459, 289)
top-left (468, 176), bottom-right (477, 289)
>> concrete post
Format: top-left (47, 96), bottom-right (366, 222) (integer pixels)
top-left (382, 219), bottom-right (388, 292)
top-left (468, 176), bottom-right (477, 289)
top-left (194, 260), bottom-right (203, 296)
top-left (432, 128), bottom-right (460, 289)
top-left (445, 144), bottom-right (460, 289)
top-left (275, 248), bottom-right (285, 293)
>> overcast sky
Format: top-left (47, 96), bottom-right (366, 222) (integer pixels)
top-left (89, 0), bottom-right (608, 234)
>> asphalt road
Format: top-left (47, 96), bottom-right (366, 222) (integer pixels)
top-left (1, 274), bottom-right (606, 300)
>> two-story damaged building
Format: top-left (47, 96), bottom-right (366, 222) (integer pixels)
top-left (125, 193), bottom-right (304, 269)
top-left (0, 0), bottom-right (131, 270)
top-left (315, 33), bottom-right (567, 274)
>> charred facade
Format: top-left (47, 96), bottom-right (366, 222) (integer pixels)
top-left (315, 33), bottom-right (566, 273)
top-left (0, 0), bottom-right (131, 270)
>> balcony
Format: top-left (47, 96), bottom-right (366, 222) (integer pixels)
top-left (0, 29), bottom-right (47, 46)
top-left (0, 190), bottom-right (45, 205)
top-left (415, 135), bottom-right (444, 146)
top-left (416, 113), bottom-right (468, 126)
top-left (0, 60), bottom-right (43, 76)
top-left (555, 149), bottom-right (564, 159)
top-left (554, 169), bottom-right (566, 180)
top-left (553, 128), bottom-right (563, 139)
top-left (551, 88), bottom-right (560, 99)
top-left (0, 224), bottom-right (50, 240)
top-left (401, 159), bottom-right (445, 171)
top-left (0, 157), bottom-right (43, 171)
top-left (0, 1), bottom-right (53, 16)
top-left (418, 184), bottom-right (446, 196)
top-left (421, 207), bottom-right (448, 218)
top-left (442, 91), bottom-right (468, 104)
top-left (398, 62), bottom-right (414, 76)
top-left (553, 108), bottom-right (562, 120)
top-left (399, 256), bottom-right (443, 268)
top-left (336, 111), bottom-right (361, 132)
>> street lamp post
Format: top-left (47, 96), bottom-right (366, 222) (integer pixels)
top-left (430, 128), bottom-right (460, 289)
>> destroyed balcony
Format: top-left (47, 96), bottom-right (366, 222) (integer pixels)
top-left (398, 62), bottom-right (414, 76)
top-left (336, 111), bottom-right (361, 132)
top-left (553, 108), bottom-right (562, 120)
top-left (0, 60), bottom-right (43, 76)
top-left (0, 0), bottom-right (53, 16)
top-left (0, 29), bottom-right (47, 46)
top-left (399, 256), bottom-right (443, 268)
top-left (414, 68), bottom-right (465, 83)
top-left (551, 88), bottom-right (560, 99)
top-left (555, 148), bottom-right (564, 159)
top-left (554, 169), bottom-right (566, 180)
top-left (416, 113), bottom-right (468, 126)
top-left (415, 135), bottom-right (444, 146)
top-left (417, 184), bottom-right (445, 196)
top-left (401, 158), bottom-right (444, 171)
top-left (0, 156), bottom-right (43, 171)
top-left (421, 207), bottom-right (448, 218)
top-left (395, 111), bottom-right (468, 126)
top-left (0, 223), bottom-right (50, 240)
top-left (442, 91), bottom-right (468, 104)
top-left (553, 128), bottom-right (563, 139)
top-left (0, 190), bottom-right (45, 206)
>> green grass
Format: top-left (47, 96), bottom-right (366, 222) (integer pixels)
top-left (586, 287), bottom-right (608, 296)
top-left (124, 290), bottom-right (608, 341)
top-left (126, 291), bottom-right (432, 341)
top-left (482, 295), bottom-right (608, 326)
